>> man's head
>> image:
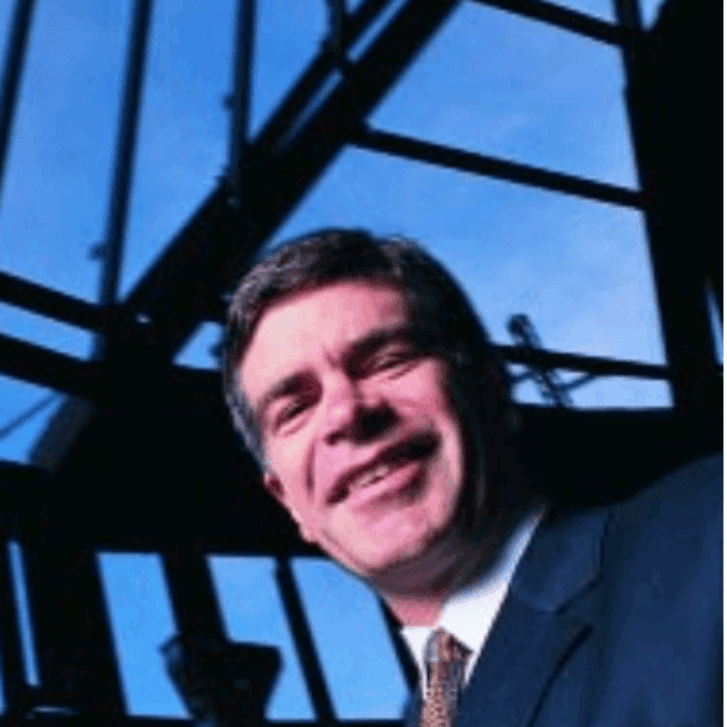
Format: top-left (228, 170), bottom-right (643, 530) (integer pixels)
top-left (222, 229), bottom-right (527, 593)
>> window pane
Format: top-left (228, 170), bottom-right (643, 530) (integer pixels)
top-left (641, 0), bottom-right (669, 29)
top-left (173, 322), bottom-right (224, 371)
top-left (706, 286), bottom-right (722, 367)
top-left (260, 148), bottom-right (667, 408)
top-left (250, 0), bottom-right (327, 137)
top-left (97, 553), bottom-right (186, 718)
top-left (7, 541), bottom-right (39, 687)
top-left (292, 558), bottom-right (409, 720)
top-left (0, 0), bottom-right (134, 303)
top-left (208, 555), bottom-right (315, 720)
top-left (550, 0), bottom-right (613, 21)
top-left (369, 2), bottom-right (638, 190)
top-left (0, 302), bottom-right (94, 361)
top-left (0, 376), bottom-right (64, 465)
top-left (0, 0), bottom-right (15, 70)
top-left (120, 0), bottom-right (236, 298)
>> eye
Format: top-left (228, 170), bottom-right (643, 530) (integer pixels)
top-left (367, 349), bottom-right (415, 375)
top-left (278, 400), bottom-right (307, 424)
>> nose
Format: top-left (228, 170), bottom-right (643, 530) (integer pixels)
top-left (320, 372), bottom-right (394, 445)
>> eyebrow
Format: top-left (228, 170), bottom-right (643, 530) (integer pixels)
top-left (255, 323), bottom-right (415, 428)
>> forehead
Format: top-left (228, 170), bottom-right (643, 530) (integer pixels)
top-left (239, 280), bottom-right (410, 400)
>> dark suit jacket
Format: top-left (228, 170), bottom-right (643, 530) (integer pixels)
top-left (403, 453), bottom-right (723, 727)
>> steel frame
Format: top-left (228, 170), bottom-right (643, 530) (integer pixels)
top-left (0, 0), bottom-right (722, 724)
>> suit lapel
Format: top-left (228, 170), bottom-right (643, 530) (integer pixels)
top-left (455, 506), bottom-right (607, 727)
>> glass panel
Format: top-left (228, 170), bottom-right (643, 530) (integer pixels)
top-left (250, 0), bottom-right (328, 137)
top-left (548, 0), bottom-right (614, 22)
top-left (0, 643), bottom-right (4, 713)
top-left (706, 285), bottom-right (722, 367)
top-left (173, 322), bottom-right (224, 370)
top-left (292, 558), bottom-right (409, 719)
top-left (0, 0), bottom-right (134, 302)
top-left (97, 553), bottom-right (186, 718)
top-left (256, 147), bottom-right (667, 409)
top-left (640, 0), bottom-right (668, 29)
top-left (0, 0), bottom-right (16, 73)
top-left (120, 0), bottom-right (236, 298)
top-left (208, 555), bottom-right (315, 720)
top-left (369, 2), bottom-right (638, 190)
top-left (0, 301), bottom-right (94, 361)
top-left (510, 368), bottom-right (670, 407)
top-left (0, 376), bottom-right (63, 464)
top-left (7, 540), bottom-right (39, 686)
top-left (567, 375), bottom-right (670, 407)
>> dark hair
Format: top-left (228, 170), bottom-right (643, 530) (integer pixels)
top-left (222, 228), bottom-right (527, 536)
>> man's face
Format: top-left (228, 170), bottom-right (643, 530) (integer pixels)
top-left (238, 280), bottom-right (469, 586)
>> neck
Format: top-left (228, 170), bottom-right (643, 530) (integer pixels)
top-left (377, 527), bottom-right (505, 627)
top-left (377, 496), bottom-right (544, 627)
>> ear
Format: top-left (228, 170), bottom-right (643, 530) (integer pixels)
top-left (262, 470), bottom-right (315, 543)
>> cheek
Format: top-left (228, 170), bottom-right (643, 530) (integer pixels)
top-left (394, 361), bottom-right (453, 410)
top-left (267, 439), bottom-right (308, 502)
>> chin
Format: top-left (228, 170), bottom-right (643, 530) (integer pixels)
top-left (360, 526), bottom-right (457, 587)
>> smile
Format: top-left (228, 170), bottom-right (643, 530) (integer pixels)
top-left (351, 458), bottom-right (409, 492)
top-left (346, 458), bottom-right (424, 507)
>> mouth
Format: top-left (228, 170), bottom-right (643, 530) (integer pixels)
top-left (330, 433), bottom-right (437, 504)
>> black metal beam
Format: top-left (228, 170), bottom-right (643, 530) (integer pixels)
top-left (227, 0), bottom-right (256, 215)
top-left (0, 0), bottom-right (37, 207)
top-left (161, 546), bottom-right (226, 639)
top-left (0, 321), bottom-right (676, 401)
top-left (613, 0), bottom-right (643, 79)
top-left (95, 0), bottom-right (154, 356)
top-left (497, 345), bottom-right (672, 380)
top-left (0, 270), bottom-right (105, 332)
top-left (348, 124), bottom-right (644, 208)
top-left (470, 0), bottom-right (632, 46)
top-left (120, 0), bottom-right (395, 346)
top-left (274, 557), bottom-right (336, 724)
top-left (117, 0), bottom-right (461, 364)
top-left (614, 0), bottom-right (721, 416)
top-left (18, 534), bottom-right (127, 717)
top-left (0, 332), bottom-right (98, 399)
top-left (254, 0), bottom-right (393, 154)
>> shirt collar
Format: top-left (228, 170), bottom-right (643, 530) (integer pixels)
top-left (401, 502), bottom-right (547, 693)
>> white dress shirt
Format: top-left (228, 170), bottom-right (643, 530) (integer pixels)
top-left (401, 503), bottom-right (547, 696)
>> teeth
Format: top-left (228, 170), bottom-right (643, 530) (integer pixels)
top-left (355, 462), bottom-right (394, 490)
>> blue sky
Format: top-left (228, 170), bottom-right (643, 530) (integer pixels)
top-left (1, 0), bottom-right (714, 720)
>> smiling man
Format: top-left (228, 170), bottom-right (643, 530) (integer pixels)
top-left (222, 229), bottom-right (722, 727)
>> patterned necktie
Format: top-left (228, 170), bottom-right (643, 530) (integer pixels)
top-left (420, 628), bottom-right (472, 727)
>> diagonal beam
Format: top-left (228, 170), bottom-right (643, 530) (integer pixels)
top-left (349, 124), bottom-right (644, 208)
top-left (469, 0), bottom-right (632, 46)
top-left (253, 0), bottom-right (393, 154)
top-left (122, 0), bottom-right (394, 322)
top-left (123, 0), bottom-right (463, 362)
top-left (0, 0), bottom-right (38, 207)
top-left (0, 270), bottom-right (105, 332)
top-left (95, 0), bottom-right (154, 319)
top-left (0, 332), bottom-right (99, 400)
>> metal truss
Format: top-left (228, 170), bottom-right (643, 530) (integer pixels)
top-left (0, 0), bottom-right (720, 412)
top-left (0, 0), bottom-right (722, 724)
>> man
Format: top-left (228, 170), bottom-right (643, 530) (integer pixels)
top-left (222, 228), bottom-right (722, 726)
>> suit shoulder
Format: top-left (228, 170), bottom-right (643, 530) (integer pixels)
top-left (602, 452), bottom-right (722, 584)
top-left (610, 451), bottom-right (722, 532)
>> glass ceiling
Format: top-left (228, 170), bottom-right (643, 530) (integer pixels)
top-left (1, 0), bottom-right (673, 466)
top-left (0, 0), bottom-right (690, 722)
